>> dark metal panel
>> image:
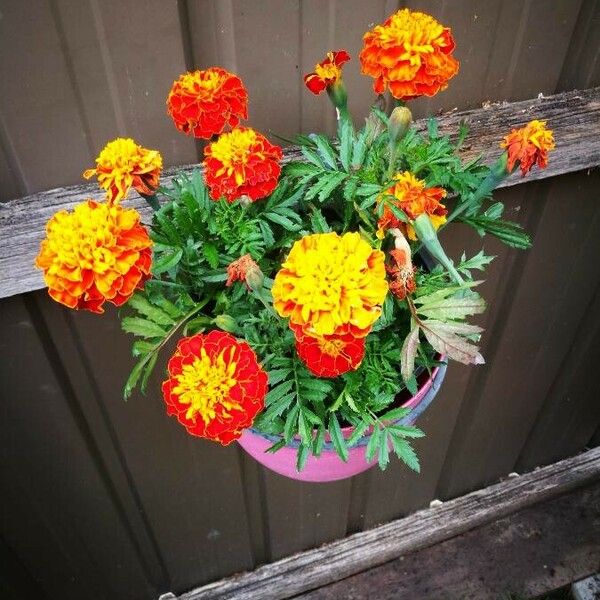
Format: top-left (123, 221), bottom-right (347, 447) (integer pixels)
top-left (0, 295), bottom-right (155, 599)
top-left (61, 303), bottom-right (257, 592)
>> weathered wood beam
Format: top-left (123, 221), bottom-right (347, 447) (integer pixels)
top-left (178, 446), bottom-right (600, 600)
top-left (1, 87), bottom-right (599, 300)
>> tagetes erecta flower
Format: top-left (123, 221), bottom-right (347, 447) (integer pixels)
top-left (83, 138), bottom-right (162, 204)
top-left (162, 331), bottom-right (267, 444)
top-left (291, 323), bottom-right (365, 378)
top-left (501, 120), bottom-right (555, 176)
top-left (272, 232), bottom-right (388, 338)
top-left (167, 68), bottom-right (248, 139)
top-left (35, 200), bottom-right (152, 313)
top-left (203, 127), bottom-right (282, 202)
top-left (304, 50), bottom-right (351, 95)
top-left (226, 254), bottom-right (261, 289)
top-left (359, 9), bottom-right (459, 101)
top-left (377, 172), bottom-right (447, 240)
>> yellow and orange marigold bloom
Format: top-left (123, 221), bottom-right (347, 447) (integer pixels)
top-left (377, 172), bottom-right (447, 240)
top-left (226, 254), bottom-right (262, 289)
top-left (500, 120), bottom-right (555, 176)
top-left (162, 331), bottom-right (268, 445)
top-left (83, 138), bottom-right (162, 204)
top-left (203, 127), bottom-right (282, 202)
top-left (304, 50), bottom-right (351, 95)
top-left (166, 68), bottom-right (248, 139)
top-left (291, 323), bottom-right (365, 378)
top-left (359, 9), bottom-right (459, 101)
top-left (272, 232), bottom-right (388, 338)
top-left (35, 200), bottom-right (152, 313)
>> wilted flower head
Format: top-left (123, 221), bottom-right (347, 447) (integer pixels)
top-left (501, 120), bottom-right (555, 176)
top-left (83, 138), bottom-right (162, 203)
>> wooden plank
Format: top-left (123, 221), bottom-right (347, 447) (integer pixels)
top-left (297, 482), bottom-right (600, 600)
top-left (177, 447), bottom-right (600, 600)
top-left (1, 86), bottom-right (600, 300)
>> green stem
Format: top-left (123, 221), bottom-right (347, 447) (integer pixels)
top-left (140, 192), bottom-right (160, 211)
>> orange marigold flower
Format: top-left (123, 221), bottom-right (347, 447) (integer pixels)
top-left (203, 127), bottom-right (282, 202)
top-left (359, 9), bottom-right (459, 101)
top-left (377, 172), bottom-right (447, 240)
top-left (272, 232), bottom-right (388, 338)
top-left (166, 68), bottom-right (248, 139)
top-left (387, 248), bottom-right (416, 300)
top-left (304, 50), bottom-right (351, 95)
top-left (500, 120), bottom-right (555, 176)
top-left (291, 323), bottom-right (365, 378)
top-left (83, 138), bottom-right (162, 204)
top-left (35, 200), bottom-right (152, 313)
top-left (226, 254), bottom-right (262, 289)
top-left (161, 331), bottom-right (267, 445)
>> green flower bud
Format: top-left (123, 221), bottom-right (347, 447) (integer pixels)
top-left (388, 106), bottom-right (413, 144)
top-left (213, 314), bottom-right (239, 334)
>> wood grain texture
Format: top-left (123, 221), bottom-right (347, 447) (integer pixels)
top-left (297, 483), bottom-right (600, 600)
top-left (1, 86), bottom-right (600, 300)
top-left (178, 447), bottom-right (600, 600)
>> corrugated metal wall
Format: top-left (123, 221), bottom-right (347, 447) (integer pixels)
top-left (1, 1), bottom-right (600, 599)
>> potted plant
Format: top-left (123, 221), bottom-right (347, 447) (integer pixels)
top-left (35, 8), bottom-right (554, 482)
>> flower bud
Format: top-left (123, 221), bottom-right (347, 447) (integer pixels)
top-left (213, 314), bottom-right (239, 334)
top-left (327, 79), bottom-right (348, 111)
top-left (388, 106), bottom-right (412, 144)
top-left (245, 262), bottom-right (264, 292)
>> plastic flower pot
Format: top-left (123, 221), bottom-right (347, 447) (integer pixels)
top-left (237, 359), bottom-right (447, 482)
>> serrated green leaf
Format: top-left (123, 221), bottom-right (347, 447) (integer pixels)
top-left (121, 317), bottom-right (167, 339)
top-left (127, 294), bottom-right (175, 326)
top-left (264, 211), bottom-right (301, 231)
top-left (203, 242), bottom-right (219, 269)
top-left (152, 247), bottom-right (183, 275)
top-left (268, 368), bottom-right (292, 386)
top-left (284, 404), bottom-right (300, 443)
top-left (140, 352), bottom-right (158, 393)
top-left (258, 220), bottom-right (275, 247)
top-left (390, 436), bottom-right (420, 472)
top-left (329, 413), bottom-right (348, 462)
top-left (401, 324), bottom-right (420, 383)
top-left (381, 407), bottom-right (412, 422)
top-left (346, 420), bottom-right (370, 447)
top-left (266, 439), bottom-right (287, 453)
top-left (318, 172), bottom-right (347, 202)
top-left (421, 320), bottom-right (484, 365)
top-left (389, 424), bottom-right (426, 438)
top-left (296, 443), bottom-right (310, 472)
top-left (265, 380), bottom-right (294, 406)
top-left (378, 430), bottom-right (390, 470)
top-left (301, 146), bottom-right (325, 169)
top-left (311, 134), bottom-right (338, 170)
top-left (313, 424), bottom-right (326, 457)
top-left (123, 356), bottom-right (146, 399)
top-left (366, 424), bottom-right (381, 463)
top-left (132, 340), bottom-right (154, 357)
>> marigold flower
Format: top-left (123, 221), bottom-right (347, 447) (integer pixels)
top-left (226, 254), bottom-right (262, 289)
top-left (83, 138), bottom-right (162, 204)
top-left (291, 323), bottom-right (365, 378)
top-left (377, 172), bottom-right (447, 240)
top-left (304, 50), bottom-right (351, 95)
top-left (272, 232), bottom-right (388, 338)
top-left (35, 200), bottom-right (152, 313)
top-left (500, 120), bottom-right (555, 176)
top-left (203, 127), bottom-right (282, 202)
top-left (166, 68), bottom-right (248, 139)
top-left (359, 9), bottom-right (459, 101)
top-left (162, 331), bottom-right (267, 444)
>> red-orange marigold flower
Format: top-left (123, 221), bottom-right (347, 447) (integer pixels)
top-left (500, 120), bottom-right (555, 176)
top-left (35, 200), bottom-right (152, 313)
top-left (226, 254), bottom-right (262, 289)
top-left (83, 138), bottom-right (162, 204)
top-left (377, 172), bottom-right (447, 240)
top-left (166, 68), bottom-right (248, 139)
top-left (162, 331), bottom-right (268, 445)
top-left (304, 50), bottom-right (351, 95)
top-left (291, 324), bottom-right (365, 378)
top-left (203, 127), bottom-right (282, 202)
top-left (387, 248), bottom-right (416, 300)
top-left (359, 9), bottom-right (459, 101)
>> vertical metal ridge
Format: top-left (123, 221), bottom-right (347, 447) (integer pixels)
top-left (48, 0), bottom-right (95, 159)
top-left (88, 0), bottom-right (126, 136)
top-left (501, 0), bottom-right (532, 99)
top-left (434, 182), bottom-right (549, 499)
top-left (0, 112), bottom-right (28, 198)
top-left (23, 293), bottom-right (168, 593)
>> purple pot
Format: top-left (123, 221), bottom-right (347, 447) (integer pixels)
top-left (237, 359), bottom-right (447, 482)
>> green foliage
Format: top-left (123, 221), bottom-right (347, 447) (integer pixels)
top-left (119, 102), bottom-right (528, 473)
